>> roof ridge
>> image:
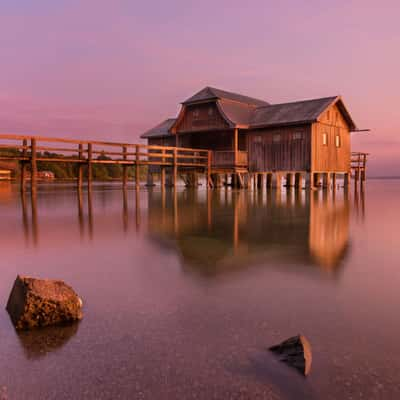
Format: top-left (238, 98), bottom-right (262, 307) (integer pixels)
top-left (258, 96), bottom-right (338, 109)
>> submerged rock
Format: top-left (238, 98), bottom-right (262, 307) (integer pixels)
top-left (6, 275), bottom-right (83, 330)
top-left (269, 335), bottom-right (312, 376)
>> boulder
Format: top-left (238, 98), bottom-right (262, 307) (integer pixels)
top-left (6, 275), bottom-right (83, 330)
top-left (269, 335), bottom-right (312, 376)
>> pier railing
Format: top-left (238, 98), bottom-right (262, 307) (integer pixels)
top-left (351, 152), bottom-right (368, 181)
top-left (0, 134), bottom-right (212, 189)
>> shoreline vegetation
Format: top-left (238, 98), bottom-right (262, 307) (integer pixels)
top-left (0, 148), bottom-right (149, 182)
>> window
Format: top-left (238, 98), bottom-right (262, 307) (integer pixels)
top-left (335, 135), bottom-right (341, 147)
top-left (322, 133), bottom-right (328, 146)
top-left (327, 111), bottom-right (330, 120)
top-left (208, 107), bottom-right (214, 116)
top-left (273, 133), bottom-right (281, 143)
top-left (293, 132), bottom-right (303, 140)
top-left (254, 136), bottom-right (262, 143)
top-left (193, 109), bottom-right (199, 119)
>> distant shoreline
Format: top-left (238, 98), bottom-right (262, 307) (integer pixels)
top-left (368, 176), bottom-right (400, 180)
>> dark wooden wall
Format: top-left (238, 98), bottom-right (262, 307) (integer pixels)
top-left (247, 125), bottom-right (311, 172)
top-left (175, 102), bottom-right (229, 133)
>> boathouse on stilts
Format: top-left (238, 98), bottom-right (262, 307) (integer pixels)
top-left (141, 87), bottom-right (368, 189)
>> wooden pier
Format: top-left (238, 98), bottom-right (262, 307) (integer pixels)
top-left (0, 134), bottom-right (211, 191)
top-left (0, 134), bottom-right (367, 192)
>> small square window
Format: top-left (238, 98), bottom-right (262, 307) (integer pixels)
top-left (273, 133), bottom-right (281, 143)
top-left (335, 135), bottom-right (341, 147)
top-left (293, 132), bottom-right (303, 140)
top-left (322, 133), bottom-right (328, 146)
top-left (254, 136), bottom-right (262, 143)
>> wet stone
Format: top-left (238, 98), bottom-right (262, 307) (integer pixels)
top-left (269, 334), bottom-right (312, 376)
top-left (6, 275), bottom-right (83, 330)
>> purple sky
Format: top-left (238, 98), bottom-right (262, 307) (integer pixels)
top-left (1, 0), bottom-right (399, 175)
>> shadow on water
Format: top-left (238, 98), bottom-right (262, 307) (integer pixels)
top-left (226, 350), bottom-right (318, 400)
top-left (16, 322), bottom-right (79, 360)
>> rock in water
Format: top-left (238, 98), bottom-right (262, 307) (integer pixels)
top-left (6, 275), bottom-right (83, 330)
top-left (269, 335), bottom-right (312, 376)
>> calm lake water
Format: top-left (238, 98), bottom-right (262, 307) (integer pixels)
top-left (0, 180), bottom-right (399, 399)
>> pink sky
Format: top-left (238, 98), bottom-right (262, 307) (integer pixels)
top-left (1, 0), bottom-right (399, 175)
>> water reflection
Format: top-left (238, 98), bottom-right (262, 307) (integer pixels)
top-left (15, 185), bottom-right (365, 278)
top-left (146, 188), bottom-right (357, 277)
top-left (16, 323), bottom-right (79, 360)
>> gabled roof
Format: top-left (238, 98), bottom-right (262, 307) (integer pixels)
top-left (251, 96), bottom-right (338, 128)
top-left (140, 118), bottom-right (175, 139)
top-left (141, 88), bottom-right (358, 138)
top-left (182, 86), bottom-right (269, 107)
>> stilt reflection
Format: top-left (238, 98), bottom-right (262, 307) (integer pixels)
top-left (146, 187), bottom-right (354, 278)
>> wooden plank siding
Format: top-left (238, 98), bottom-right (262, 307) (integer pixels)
top-left (174, 102), bottom-right (229, 133)
top-left (247, 125), bottom-right (311, 172)
top-left (311, 103), bottom-right (351, 173)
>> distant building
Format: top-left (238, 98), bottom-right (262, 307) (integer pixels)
top-left (37, 171), bottom-right (55, 180)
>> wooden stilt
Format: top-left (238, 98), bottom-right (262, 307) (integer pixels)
top-left (173, 148), bottom-right (178, 188)
top-left (332, 173), bottom-right (337, 189)
top-left (31, 138), bottom-right (37, 194)
top-left (344, 172), bottom-right (350, 188)
top-left (322, 172), bottom-right (331, 189)
top-left (77, 143), bottom-right (83, 189)
top-left (266, 173), bottom-right (272, 190)
top-left (135, 145), bottom-right (140, 190)
top-left (294, 173), bottom-right (303, 189)
top-left (87, 143), bottom-right (93, 189)
top-left (161, 167), bottom-right (166, 189)
top-left (313, 172), bottom-right (320, 188)
top-left (122, 145), bottom-right (128, 188)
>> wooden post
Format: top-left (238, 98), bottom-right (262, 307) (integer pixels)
top-left (332, 173), bottom-right (337, 189)
top-left (294, 173), bottom-right (303, 189)
top-left (173, 148), bottom-right (178, 188)
top-left (257, 173), bottom-right (263, 190)
top-left (322, 173), bottom-right (331, 189)
top-left (266, 173), bottom-right (272, 190)
top-left (161, 167), bottom-right (166, 190)
top-left (286, 173), bottom-right (294, 188)
top-left (87, 143), bottom-right (93, 188)
top-left (313, 173), bottom-right (320, 188)
top-left (122, 145), bottom-right (128, 188)
top-left (31, 138), bottom-right (37, 194)
top-left (273, 172), bottom-right (282, 189)
top-left (344, 172), bottom-right (350, 188)
top-left (233, 128), bottom-right (238, 166)
top-left (20, 138), bottom-right (28, 192)
top-left (135, 145), bottom-right (140, 189)
top-left (77, 143), bottom-right (83, 189)
top-left (207, 151), bottom-right (212, 189)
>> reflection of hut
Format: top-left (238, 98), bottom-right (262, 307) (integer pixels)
top-left (146, 189), bottom-right (350, 277)
top-left (309, 192), bottom-right (350, 270)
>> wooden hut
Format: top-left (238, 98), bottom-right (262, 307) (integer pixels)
top-left (141, 87), bottom-right (366, 188)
